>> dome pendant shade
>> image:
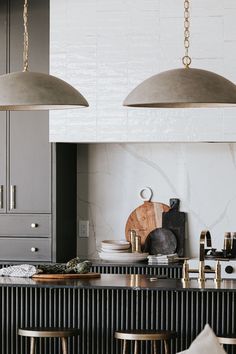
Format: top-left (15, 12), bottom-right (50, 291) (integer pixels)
top-left (0, 71), bottom-right (89, 110)
top-left (123, 68), bottom-right (236, 108)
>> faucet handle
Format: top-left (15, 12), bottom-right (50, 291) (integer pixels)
top-left (214, 259), bottom-right (222, 283)
top-left (215, 257), bottom-right (229, 262)
top-left (181, 258), bottom-right (190, 282)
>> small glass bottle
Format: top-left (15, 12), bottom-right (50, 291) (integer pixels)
top-left (130, 230), bottom-right (136, 253)
top-left (135, 235), bottom-right (141, 253)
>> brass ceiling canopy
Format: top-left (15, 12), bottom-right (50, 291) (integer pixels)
top-left (124, 0), bottom-right (236, 108)
top-left (0, 0), bottom-right (88, 111)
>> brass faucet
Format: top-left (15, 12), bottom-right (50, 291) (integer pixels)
top-left (199, 230), bottom-right (212, 281)
top-left (182, 230), bottom-right (221, 283)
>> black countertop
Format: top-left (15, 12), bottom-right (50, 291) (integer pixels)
top-left (90, 259), bottom-right (183, 267)
top-left (0, 274), bottom-right (235, 291)
top-left (0, 259), bottom-right (183, 267)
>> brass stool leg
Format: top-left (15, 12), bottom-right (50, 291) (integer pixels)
top-left (122, 339), bottom-right (127, 354)
top-left (30, 337), bottom-right (36, 354)
top-left (153, 340), bottom-right (157, 354)
top-left (164, 340), bottom-right (169, 354)
top-left (134, 340), bottom-right (138, 354)
top-left (61, 337), bottom-right (68, 354)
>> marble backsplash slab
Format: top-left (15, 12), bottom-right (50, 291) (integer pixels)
top-left (77, 143), bottom-right (236, 259)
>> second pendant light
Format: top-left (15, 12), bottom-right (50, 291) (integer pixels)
top-left (123, 0), bottom-right (236, 108)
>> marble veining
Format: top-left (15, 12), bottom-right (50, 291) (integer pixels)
top-left (77, 143), bottom-right (236, 258)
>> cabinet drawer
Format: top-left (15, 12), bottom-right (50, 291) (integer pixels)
top-left (0, 215), bottom-right (51, 236)
top-left (0, 238), bottom-right (51, 261)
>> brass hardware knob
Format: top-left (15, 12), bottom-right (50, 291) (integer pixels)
top-left (31, 223), bottom-right (38, 228)
top-left (30, 247), bottom-right (38, 252)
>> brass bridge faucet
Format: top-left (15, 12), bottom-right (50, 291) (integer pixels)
top-left (182, 230), bottom-right (221, 283)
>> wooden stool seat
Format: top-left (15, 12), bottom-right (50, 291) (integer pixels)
top-left (115, 329), bottom-right (176, 341)
top-left (217, 334), bottom-right (236, 345)
top-left (18, 327), bottom-right (79, 354)
top-left (115, 330), bottom-right (176, 354)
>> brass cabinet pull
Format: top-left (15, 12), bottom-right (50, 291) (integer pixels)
top-left (0, 185), bottom-right (3, 208)
top-left (10, 185), bottom-right (16, 210)
top-left (30, 247), bottom-right (38, 252)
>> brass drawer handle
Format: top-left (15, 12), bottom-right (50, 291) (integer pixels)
top-left (10, 185), bottom-right (16, 210)
top-left (0, 185), bottom-right (3, 208)
top-left (31, 223), bottom-right (38, 228)
top-left (30, 247), bottom-right (38, 252)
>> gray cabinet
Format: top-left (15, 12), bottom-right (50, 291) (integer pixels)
top-left (0, 0), bottom-right (77, 263)
top-left (0, 0), bottom-right (7, 214)
top-left (9, 113), bottom-right (51, 213)
top-left (0, 114), bottom-right (50, 214)
top-left (0, 115), bottom-right (6, 213)
top-left (0, 113), bottom-right (51, 215)
top-left (8, 0), bottom-right (50, 213)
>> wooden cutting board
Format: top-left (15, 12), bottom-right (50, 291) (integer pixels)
top-left (125, 200), bottom-right (170, 247)
top-left (32, 272), bottom-right (101, 280)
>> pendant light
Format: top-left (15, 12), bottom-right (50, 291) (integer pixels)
top-left (124, 0), bottom-right (236, 108)
top-left (0, 0), bottom-right (88, 111)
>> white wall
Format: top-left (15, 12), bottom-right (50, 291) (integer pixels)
top-left (77, 143), bottom-right (236, 259)
top-left (50, 0), bottom-right (236, 142)
top-left (49, 1), bottom-right (236, 258)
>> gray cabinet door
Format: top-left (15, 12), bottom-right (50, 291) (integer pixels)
top-left (0, 1), bottom-right (7, 213)
top-left (8, 0), bottom-right (51, 214)
top-left (0, 116), bottom-right (6, 213)
top-left (9, 113), bottom-right (51, 213)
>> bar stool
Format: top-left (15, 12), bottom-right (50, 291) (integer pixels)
top-left (18, 327), bottom-right (80, 354)
top-left (115, 330), bottom-right (177, 354)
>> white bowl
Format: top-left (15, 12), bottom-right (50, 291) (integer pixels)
top-left (98, 252), bottom-right (148, 263)
top-left (101, 240), bottom-right (130, 250)
top-left (100, 248), bottom-right (130, 253)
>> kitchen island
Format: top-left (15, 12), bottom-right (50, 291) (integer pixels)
top-left (0, 274), bottom-right (235, 354)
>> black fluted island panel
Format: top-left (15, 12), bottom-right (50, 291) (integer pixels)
top-left (0, 275), bottom-right (235, 354)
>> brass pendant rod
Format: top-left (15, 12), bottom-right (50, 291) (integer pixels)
top-left (23, 0), bottom-right (29, 72)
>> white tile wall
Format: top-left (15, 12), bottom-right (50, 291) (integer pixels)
top-left (50, 0), bottom-right (236, 143)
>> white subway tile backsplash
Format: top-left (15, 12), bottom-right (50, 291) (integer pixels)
top-left (50, 0), bottom-right (236, 143)
top-left (224, 9), bottom-right (236, 40)
top-left (224, 0), bottom-right (236, 9)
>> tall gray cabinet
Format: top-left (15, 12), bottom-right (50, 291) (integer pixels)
top-left (0, 0), bottom-right (77, 263)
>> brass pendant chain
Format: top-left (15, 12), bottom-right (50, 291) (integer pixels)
top-left (182, 0), bottom-right (191, 68)
top-left (23, 0), bottom-right (29, 72)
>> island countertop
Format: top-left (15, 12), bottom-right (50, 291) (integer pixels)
top-left (0, 274), bottom-right (235, 291)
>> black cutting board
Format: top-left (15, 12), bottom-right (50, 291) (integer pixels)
top-left (162, 199), bottom-right (186, 257)
top-left (144, 228), bottom-right (177, 255)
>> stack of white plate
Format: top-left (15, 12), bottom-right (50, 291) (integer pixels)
top-left (98, 240), bottom-right (148, 263)
top-left (101, 240), bottom-right (130, 252)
